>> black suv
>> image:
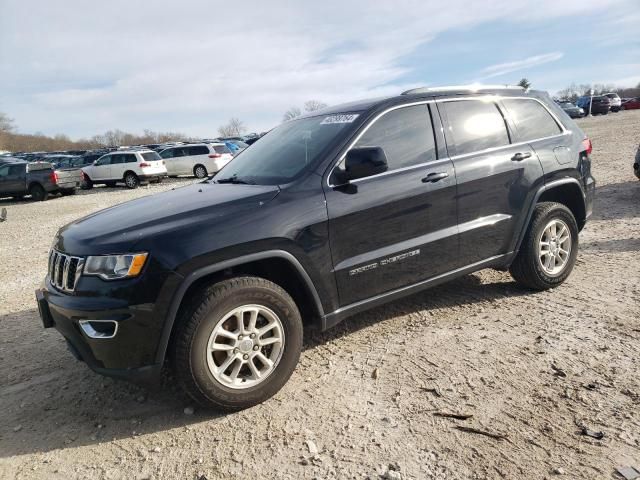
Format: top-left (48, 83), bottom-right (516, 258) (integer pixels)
top-left (36, 86), bottom-right (595, 410)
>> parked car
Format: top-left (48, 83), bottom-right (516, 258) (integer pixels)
top-left (36, 85), bottom-right (595, 410)
top-left (622, 97), bottom-right (640, 110)
top-left (634, 144), bottom-right (640, 180)
top-left (223, 140), bottom-right (249, 155)
top-left (159, 143), bottom-right (233, 178)
top-left (576, 95), bottom-right (611, 115)
top-left (604, 93), bottom-right (622, 112)
top-left (82, 150), bottom-right (167, 189)
top-left (43, 154), bottom-right (81, 169)
top-left (558, 101), bottom-right (584, 118)
top-left (0, 160), bottom-right (82, 201)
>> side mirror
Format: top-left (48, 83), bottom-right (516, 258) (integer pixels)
top-left (344, 146), bottom-right (388, 181)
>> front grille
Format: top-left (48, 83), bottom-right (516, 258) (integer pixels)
top-left (48, 250), bottom-right (85, 292)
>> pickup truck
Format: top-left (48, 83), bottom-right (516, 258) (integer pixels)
top-left (0, 159), bottom-right (83, 201)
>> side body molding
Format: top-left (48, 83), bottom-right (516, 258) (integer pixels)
top-left (155, 250), bottom-right (324, 365)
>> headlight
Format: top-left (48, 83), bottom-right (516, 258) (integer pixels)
top-left (84, 253), bottom-right (148, 280)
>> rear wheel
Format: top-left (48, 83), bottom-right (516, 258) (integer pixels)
top-left (510, 202), bottom-right (578, 290)
top-left (29, 184), bottom-right (48, 201)
top-left (82, 178), bottom-right (93, 189)
top-left (173, 276), bottom-right (303, 410)
top-left (194, 165), bottom-right (208, 179)
top-left (124, 172), bottom-right (140, 189)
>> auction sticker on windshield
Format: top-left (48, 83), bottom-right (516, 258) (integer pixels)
top-left (320, 114), bottom-right (359, 124)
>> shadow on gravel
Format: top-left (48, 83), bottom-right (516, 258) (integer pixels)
top-left (582, 237), bottom-right (640, 253)
top-left (0, 273), bottom-right (531, 458)
top-left (591, 180), bottom-right (639, 221)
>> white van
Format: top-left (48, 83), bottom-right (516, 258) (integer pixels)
top-left (82, 150), bottom-right (167, 189)
top-left (159, 143), bottom-right (233, 178)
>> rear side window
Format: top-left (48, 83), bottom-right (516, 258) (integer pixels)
top-left (353, 104), bottom-right (436, 170)
top-left (124, 154), bottom-right (137, 163)
top-left (189, 145), bottom-right (209, 156)
top-left (110, 154), bottom-right (125, 164)
top-left (502, 99), bottom-right (562, 141)
top-left (213, 145), bottom-right (232, 154)
top-left (141, 152), bottom-right (161, 162)
top-left (440, 100), bottom-right (510, 156)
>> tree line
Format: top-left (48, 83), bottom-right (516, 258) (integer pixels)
top-left (555, 82), bottom-right (640, 102)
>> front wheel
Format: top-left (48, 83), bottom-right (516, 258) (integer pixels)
top-left (510, 202), bottom-right (579, 290)
top-left (124, 172), bottom-right (140, 189)
top-left (173, 276), bottom-right (303, 410)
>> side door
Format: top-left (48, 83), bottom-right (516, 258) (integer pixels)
top-left (324, 103), bottom-right (458, 306)
top-left (188, 145), bottom-right (209, 171)
top-left (0, 163), bottom-right (26, 194)
top-left (437, 97), bottom-right (543, 267)
top-left (172, 147), bottom-right (191, 174)
top-left (108, 154), bottom-right (126, 180)
top-left (91, 155), bottom-right (112, 180)
top-left (160, 148), bottom-right (179, 175)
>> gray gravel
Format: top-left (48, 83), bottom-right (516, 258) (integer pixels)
top-left (0, 111), bottom-right (639, 479)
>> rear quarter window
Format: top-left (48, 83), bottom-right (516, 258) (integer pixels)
top-left (501, 99), bottom-right (562, 141)
top-left (440, 100), bottom-right (510, 156)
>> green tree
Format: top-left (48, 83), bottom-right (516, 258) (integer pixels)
top-left (517, 78), bottom-right (531, 89)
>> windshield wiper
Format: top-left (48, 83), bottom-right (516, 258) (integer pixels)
top-left (215, 176), bottom-right (255, 185)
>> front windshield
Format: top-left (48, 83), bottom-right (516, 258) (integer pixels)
top-left (212, 114), bottom-right (358, 185)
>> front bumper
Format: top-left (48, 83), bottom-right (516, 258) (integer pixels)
top-left (35, 280), bottom-right (166, 384)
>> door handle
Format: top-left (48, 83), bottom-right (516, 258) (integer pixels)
top-left (511, 152), bottom-right (532, 161)
top-left (422, 172), bottom-right (449, 183)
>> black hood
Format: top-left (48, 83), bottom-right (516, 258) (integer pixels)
top-left (55, 183), bottom-right (280, 256)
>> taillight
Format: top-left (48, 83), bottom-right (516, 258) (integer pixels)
top-left (208, 153), bottom-right (222, 158)
top-left (581, 137), bottom-right (593, 155)
top-left (139, 162), bottom-right (151, 167)
top-left (50, 171), bottom-right (58, 184)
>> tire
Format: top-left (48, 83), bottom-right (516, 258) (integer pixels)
top-left (124, 172), bottom-right (140, 189)
top-left (29, 184), bottom-right (48, 201)
top-left (510, 202), bottom-right (579, 290)
top-left (82, 178), bottom-right (93, 190)
top-left (173, 276), bottom-right (303, 410)
top-left (155, 177), bottom-right (163, 184)
top-left (194, 164), bottom-right (208, 179)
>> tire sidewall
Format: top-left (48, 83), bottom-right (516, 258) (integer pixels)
top-left (529, 206), bottom-right (579, 286)
top-left (124, 172), bottom-right (139, 189)
top-left (187, 284), bottom-right (302, 408)
top-left (194, 165), bottom-right (207, 178)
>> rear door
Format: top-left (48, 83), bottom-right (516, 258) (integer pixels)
top-left (188, 145), bottom-right (210, 173)
top-left (173, 147), bottom-right (191, 174)
top-left (437, 97), bottom-right (543, 267)
top-left (325, 103), bottom-right (458, 306)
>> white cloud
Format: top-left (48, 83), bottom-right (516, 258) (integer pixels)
top-left (478, 52), bottom-right (564, 80)
top-left (0, 0), bottom-right (635, 138)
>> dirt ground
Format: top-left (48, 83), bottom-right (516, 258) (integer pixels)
top-left (0, 111), bottom-right (639, 480)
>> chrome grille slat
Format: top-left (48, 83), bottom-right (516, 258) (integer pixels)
top-left (48, 250), bottom-right (84, 292)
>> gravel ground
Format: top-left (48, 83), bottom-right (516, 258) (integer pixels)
top-left (0, 111), bottom-right (639, 480)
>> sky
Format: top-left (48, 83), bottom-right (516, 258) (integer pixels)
top-left (0, 0), bottom-right (638, 139)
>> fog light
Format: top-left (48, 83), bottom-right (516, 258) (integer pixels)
top-left (79, 320), bottom-right (118, 339)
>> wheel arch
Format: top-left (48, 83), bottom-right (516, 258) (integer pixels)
top-left (513, 178), bottom-right (586, 256)
top-left (156, 250), bottom-right (324, 365)
top-left (123, 170), bottom-right (138, 180)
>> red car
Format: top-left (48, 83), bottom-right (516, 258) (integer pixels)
top-left (622, 98), bottom-right (640, 110)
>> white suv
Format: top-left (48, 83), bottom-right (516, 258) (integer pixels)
top-left (82, 150), bottom-right (167, 189)
top-left (159, 143), bottom-right (233, 178)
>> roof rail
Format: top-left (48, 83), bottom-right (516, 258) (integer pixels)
top-left (401, 84), bottom-right (526, 95)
